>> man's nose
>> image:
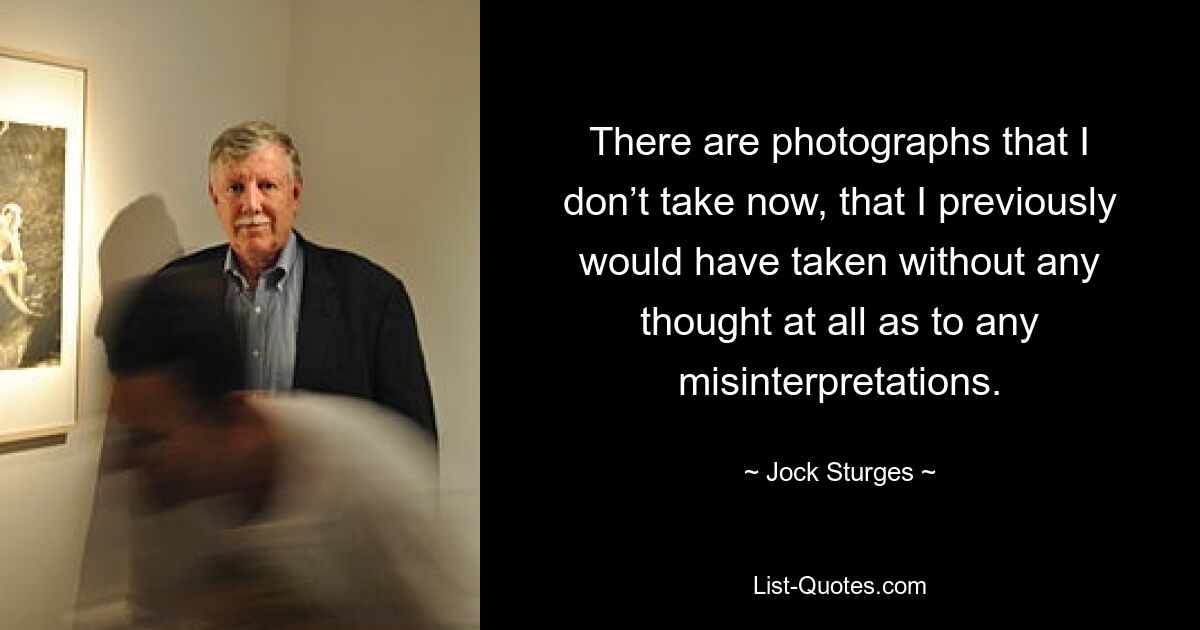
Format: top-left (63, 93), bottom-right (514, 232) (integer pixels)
top-left (245, 184), bottom-right (264, 213)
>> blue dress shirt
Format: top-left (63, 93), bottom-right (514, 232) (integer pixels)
top-left (223, 231), bottom-right (305, 391)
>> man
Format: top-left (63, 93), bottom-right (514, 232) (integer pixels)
top-left (161, 121), bottom-right (436, 437)
top-left (102, 268), bottom-right (469, 628)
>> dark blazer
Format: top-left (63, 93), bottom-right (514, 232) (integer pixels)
top-left (161, 232), bottom-right (437, 438)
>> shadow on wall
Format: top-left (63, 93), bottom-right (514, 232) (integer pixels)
top-left (95, 194), bottom-right (183, 347)
top-left (72, 194), bottom-right (182, 625)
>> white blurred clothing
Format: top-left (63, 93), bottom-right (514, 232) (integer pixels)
top-left (99, 393), bottom-right (471, 629)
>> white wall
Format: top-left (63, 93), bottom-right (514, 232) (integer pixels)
top-left (287, 0), bottom-right (481, 604)
top-left (0, 1), bottom-right (291, 628)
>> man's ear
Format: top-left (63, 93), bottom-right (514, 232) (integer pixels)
top-left (208, 181), bottom-right (219, 207)
top-left (292, 177), bottom-right (304, 205)
top-left (224, 391), bottom-right (257, 422)
top-left (224, 391), bottom-right (272, 433)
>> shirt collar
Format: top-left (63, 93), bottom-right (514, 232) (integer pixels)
top-left (224, 231), bottom-right (300, 290)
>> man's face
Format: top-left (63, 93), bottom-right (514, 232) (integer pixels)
top-left (209, 143), bottom-right (302, 271)
top-left (109, 372), bottom-right (232, 508)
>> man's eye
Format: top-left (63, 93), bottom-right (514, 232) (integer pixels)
top-left (260, 182), bottom-right (277, 191)
top-left (227, 183), bottom-right (244, 193)
top-left (124, 429), bottom-right (164, 450)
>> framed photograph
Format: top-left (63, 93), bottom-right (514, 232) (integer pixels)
top-left (0, 49), bottom-right (86, 443)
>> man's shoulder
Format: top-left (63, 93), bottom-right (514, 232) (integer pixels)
top-left (300, 237), bottom-right (409, 294)
top-left (262, 392), bottom-right (435, 454)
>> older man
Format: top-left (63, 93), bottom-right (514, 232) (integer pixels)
top-left (161, 121), bottom-right (436, 437)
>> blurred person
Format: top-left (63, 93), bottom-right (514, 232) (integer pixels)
top-left (97, 267), bottom-right (470, 629)
top-left (159, 121), bottom-right (436, 437)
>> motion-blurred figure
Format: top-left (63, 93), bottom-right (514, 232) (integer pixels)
top-left (95, 267), bottom-right (471, 629)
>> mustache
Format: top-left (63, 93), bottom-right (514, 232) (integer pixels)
top-left (234, 214), bottom-right (272, 227)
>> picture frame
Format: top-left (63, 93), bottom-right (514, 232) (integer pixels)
top-left (0, 48), bottom-right (86, 444)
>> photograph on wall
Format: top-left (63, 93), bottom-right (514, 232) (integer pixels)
top-left (1, 49), bottom-right (85, 442)
top-left (0, 120), bottom-right (65, 369)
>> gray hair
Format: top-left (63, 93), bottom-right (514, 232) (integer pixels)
top-left (208, 121), bottom-right (303, 182)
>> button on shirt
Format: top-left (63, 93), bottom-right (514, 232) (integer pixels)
top-left (224, 231), bottom-right (304, 391)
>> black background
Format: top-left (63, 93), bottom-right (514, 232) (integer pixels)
top-left (486, 13), bottom-right (1182, 625)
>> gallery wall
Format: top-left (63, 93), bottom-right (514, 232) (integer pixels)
top-left (0, 1), bottom-right (479, 627)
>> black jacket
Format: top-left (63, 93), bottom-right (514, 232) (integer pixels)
top-left (161, 233), bottom-right (437, 438)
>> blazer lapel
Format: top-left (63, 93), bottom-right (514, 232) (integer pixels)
top-left (293, 234), bottom-right (340, 390)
